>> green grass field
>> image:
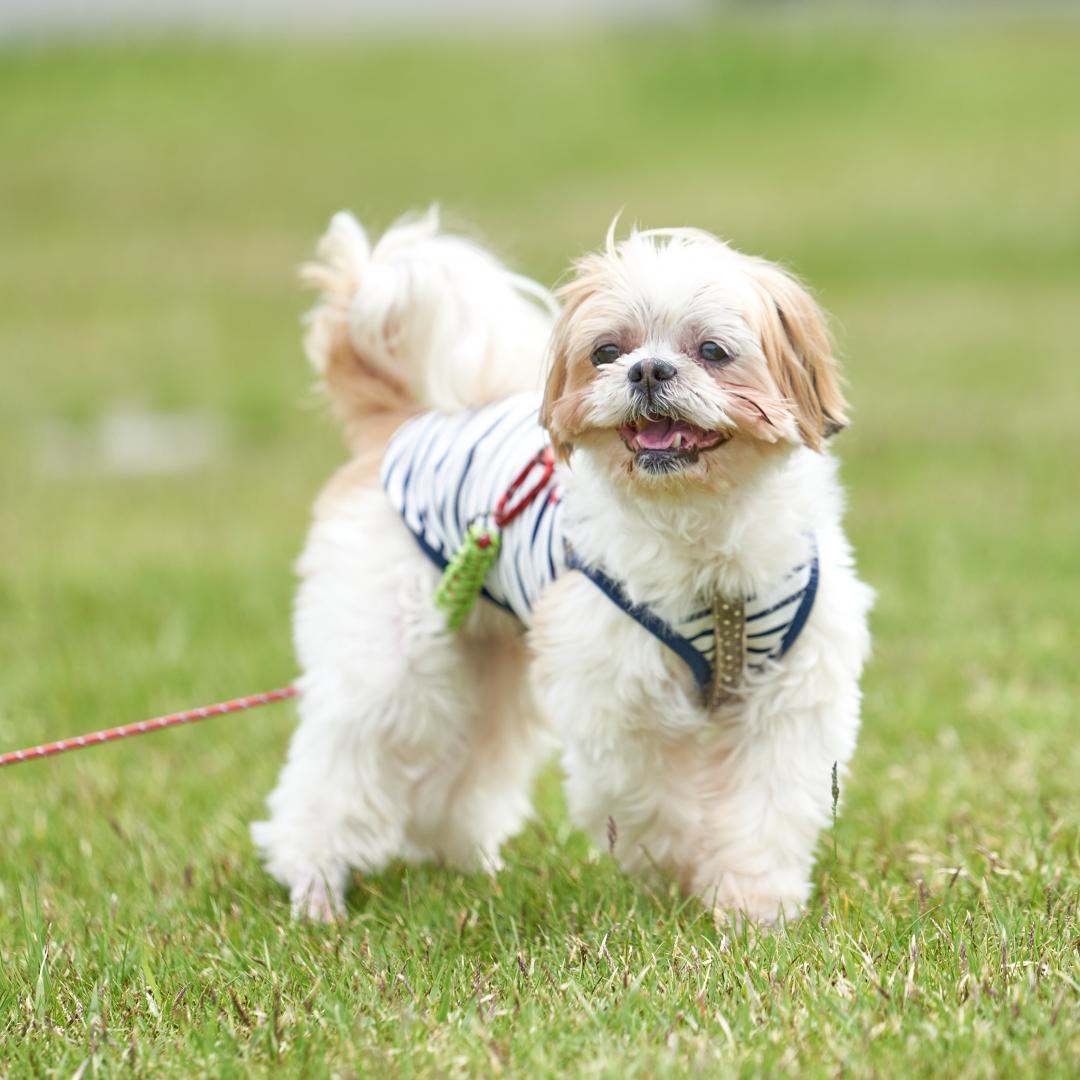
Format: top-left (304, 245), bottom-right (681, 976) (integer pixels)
top-left (1, 15), bottom-right (1078, 1076)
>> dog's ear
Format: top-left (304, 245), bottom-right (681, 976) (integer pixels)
top-left (744, 258), bottom-right (848, 450)
top-left (538, 310), bottom-right (572, 461)
top-left (540, 259), bottom-right (605, 462)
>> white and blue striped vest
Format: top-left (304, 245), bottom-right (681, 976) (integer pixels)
top-left (381, 393), bottom-right (818, 703)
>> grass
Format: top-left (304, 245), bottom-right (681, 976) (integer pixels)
top-left (1, 14), bottom-right (1079, 1077)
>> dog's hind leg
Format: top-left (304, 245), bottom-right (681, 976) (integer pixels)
top-left (252, 493), bottom-right (487, 920)
top-left (402, 631), bottom-right (553, 874)
top-left (252, 492), bottom-right (546, 920)
top-left (251, 664), bottom-right (434, 922)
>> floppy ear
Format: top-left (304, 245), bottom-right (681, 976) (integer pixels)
top-left (539, 262), bottom-right (603, 462)
top-left (538, 313), bottom-right (570, 457)
top-left (745, 258), bottom-right (848, 450)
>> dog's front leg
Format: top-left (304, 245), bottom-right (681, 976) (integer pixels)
top-left (690, 688), bottom-right (862, 928)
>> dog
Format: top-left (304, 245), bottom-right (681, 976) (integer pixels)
top-left (252, 209), bottom-right (873, 926)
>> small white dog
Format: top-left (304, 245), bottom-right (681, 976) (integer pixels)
top-left (252, 209), bottom-right (873, 925)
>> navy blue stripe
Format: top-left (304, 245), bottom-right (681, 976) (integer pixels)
top-left (430, 414), bottom-right (474, 540)
top-left (778, 551), bottom-right (818, 658)
top-left (530, 487), bottom-right (554, 546)
top-left (511, 541), bottom-right (532, 615)
top-left (451, 408), bottom-right (520, 533)
top-left (746, 623), bottom-right (790, 640)
top-left (544, 501), bottom-right (560, 581)
top-left (394, 440), bottom-right (421, 528)
top-left (745, 588), bottom-right (804, 622)
top-left (398, 416), bottom-right (446, 534)
top-left (516, 491), bottom-right (559, 599)
top-left (566, 547), bottom-right (713, 692)
top-left (381, 438), bottom-right (407, 478)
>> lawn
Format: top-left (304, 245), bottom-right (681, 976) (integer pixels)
top-left (1, 14), bottom-right (1078, 1077)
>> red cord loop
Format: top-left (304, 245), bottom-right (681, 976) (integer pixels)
top-left (493, 447), bottom-right (555, 528)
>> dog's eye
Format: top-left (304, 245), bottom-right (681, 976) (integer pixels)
top-left (591, 343), bottom-right (622, 366)
top-left (699, 341), bottom-right (732, 365)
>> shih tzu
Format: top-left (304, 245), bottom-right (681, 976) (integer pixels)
top-left (252, 209), bottom-right (873, 925)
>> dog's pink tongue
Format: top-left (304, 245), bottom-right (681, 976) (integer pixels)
top-left (637, 418), bottom-right (676, 449)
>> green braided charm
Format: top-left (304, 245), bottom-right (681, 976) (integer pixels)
top-left (435, 519), bottom-right (502, 631)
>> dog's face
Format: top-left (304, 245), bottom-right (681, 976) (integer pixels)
top-left (541, 228), bottom-right (847, 491)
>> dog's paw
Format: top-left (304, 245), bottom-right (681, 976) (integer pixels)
top-left (704, 875), bottom-right (806, 931)
top-left (477, 847), bottom-right (505, 879)
top-left (289, 876), bottom-right (345, 924)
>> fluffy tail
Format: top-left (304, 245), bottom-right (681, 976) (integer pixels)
top-left (302, 208), bottom-right (557, 444)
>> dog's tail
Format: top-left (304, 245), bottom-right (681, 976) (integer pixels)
top-left (302, 208), bottom-right (557, 444)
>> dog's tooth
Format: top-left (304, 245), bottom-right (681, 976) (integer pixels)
top-left (672, 433), bottom-right (683, 449)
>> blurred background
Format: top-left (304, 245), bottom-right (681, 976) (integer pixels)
top-left (1, 0), bottom-right (1077, 930)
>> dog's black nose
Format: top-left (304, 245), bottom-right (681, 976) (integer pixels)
top-left (627, 359), bottom-right (677, 386)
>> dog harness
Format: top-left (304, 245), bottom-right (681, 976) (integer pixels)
top-left (381, 393), bottom-right (818, 704)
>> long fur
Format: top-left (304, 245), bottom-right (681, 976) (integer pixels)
top-left (302, 207), bottom-right (556, 447)
top-left (254, 214), bottom-right (872, 927)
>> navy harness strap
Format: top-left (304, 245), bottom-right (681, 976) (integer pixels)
top-left (564, 546), bottom-right (714, 692)
top-left (565, 542), bottom-right (820, 695)
top-left (777, 548), bottom-right (819, 659)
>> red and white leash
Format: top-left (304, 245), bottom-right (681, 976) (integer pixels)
top-left (0, 685), bottom-right (298, 769)
top-left (0, 450), bottom-right (558, 772)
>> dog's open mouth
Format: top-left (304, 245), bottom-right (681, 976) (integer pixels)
top-left (618, 416), bottom-right (730, 472)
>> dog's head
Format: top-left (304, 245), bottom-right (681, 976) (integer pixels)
top-left (541, 225), bottom-right (846, 491)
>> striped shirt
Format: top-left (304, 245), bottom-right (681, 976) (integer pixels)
top-left (381, 393), bottom-right (566, 622)
top-left (381, 393), bottom-right (818, 700)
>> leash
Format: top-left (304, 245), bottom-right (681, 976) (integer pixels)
top-left (1, 448), bottom-right (557, 769)
top-left (0, 686), bottom-right (298, 769)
